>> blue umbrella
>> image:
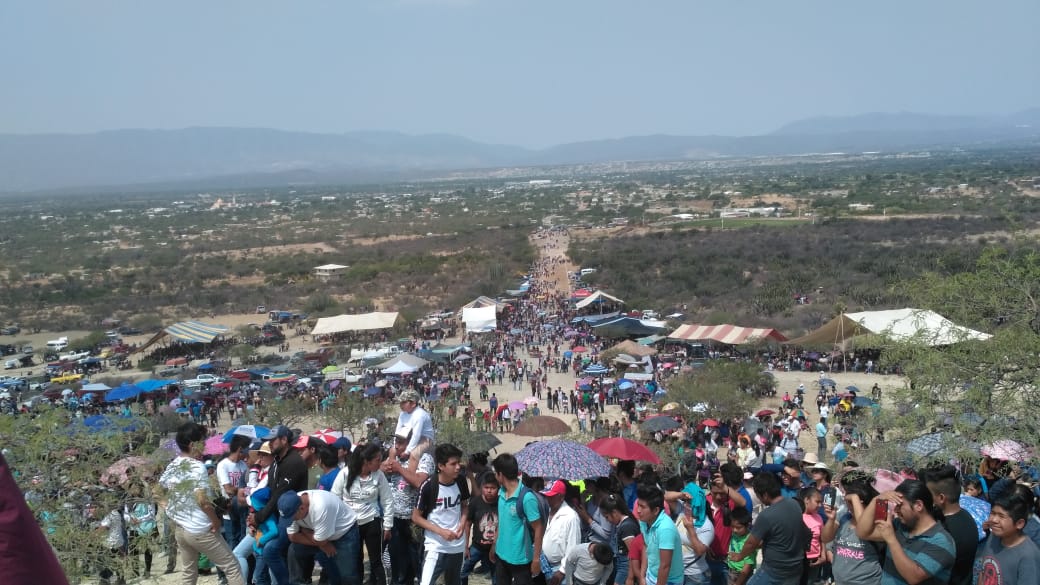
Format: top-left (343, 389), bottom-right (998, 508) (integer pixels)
top-left (845, 385), bottom-right (860, 393)
top-left (84, 415), bottom-right (113, 428)
top-left (175, 407), bottom-right (189, 414)
top-left (563, 351), bottom-right (573, 359)
top-left (105, 383), bottom-right (143, 402)
top-left (819, 378), bottom-right (836, 387)
top-left (583, 364), bottom-right (609, 375)
top-left (578, 384), bottom-right (592, 391)
top-left (852, 397), bottom-right (875, 408)
top-left (515, 440), bottom-right (611, 480)
top-left (618, 380), bottom-right (635, 390)
top-left (364, 386), bottom-right (381, 396)
top-left (509, 328), bottom-right (524, 335)
top-left (222, 425), bottom-right (271, 443)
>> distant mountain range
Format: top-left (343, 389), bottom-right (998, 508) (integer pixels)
top-left (1, 109), bottom-right (1037, 193)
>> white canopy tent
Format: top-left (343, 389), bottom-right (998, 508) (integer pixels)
top-left (462, 305), bottom-right (497, 333)
top-left (786, 308), bottom-right (992, 347)
top-left (311, 312), bottom-right (400, 335)
top-left (574, 290), bottom-right (624, 310)
top-left (458, 296), bottom-right (507, 314)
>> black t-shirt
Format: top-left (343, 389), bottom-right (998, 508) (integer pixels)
top-left (616, 516), bottom-right (640, 556)
top-left (467, 495), bottom-right (498, 551)
top-left (945, 508), bottom-right (980, 585)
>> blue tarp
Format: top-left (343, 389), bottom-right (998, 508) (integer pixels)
top-left (137, 379), bottom-right (178, 392)
top-left (105, 384), bottom-right (143, 402)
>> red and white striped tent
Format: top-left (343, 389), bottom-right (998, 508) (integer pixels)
top-left (668, 323), bottom-right (788, 345)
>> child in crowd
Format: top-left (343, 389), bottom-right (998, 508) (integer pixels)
top-left (799, 487), bottom-right (825, 585)
top-left (726, 507), bottom-right (755, 585)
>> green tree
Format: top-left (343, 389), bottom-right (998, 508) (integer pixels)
top-left (228, 343), bottom-right (257, 365)
top-left (664, 361), bottom-right (762, 422)
top-left (874, 246), bottom-right (1040, 470)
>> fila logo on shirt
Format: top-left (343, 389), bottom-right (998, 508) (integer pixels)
top-left (436, 494), bottom-right (461, 509)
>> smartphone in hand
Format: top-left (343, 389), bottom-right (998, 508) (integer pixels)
top-left (874, 500), bottom-right (890, 521)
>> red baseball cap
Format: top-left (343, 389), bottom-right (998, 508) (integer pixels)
top-left (540, 479), bottom-right (567, 497)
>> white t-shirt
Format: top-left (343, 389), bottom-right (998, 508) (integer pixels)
top-left (160, 456), bottom-right (214, 534)
top-left (677, 515), bottom-right (715, 578)
top-left (216, 457), bottom-right (248, 493)
top-left (286, 490), bottom-right (357, 542)
top-left (416, 477), bottom-right (470, 553)
top-left (396, 406), bottom-right (435, 454)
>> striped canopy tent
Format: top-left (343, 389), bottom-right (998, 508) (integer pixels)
top-left (668, 323), bottom-right (788, 345)
top-left (135, 321), bottom-right (231, 353)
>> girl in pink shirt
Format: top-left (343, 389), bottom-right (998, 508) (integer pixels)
top-left (799, 487), bottom-right (825, 585)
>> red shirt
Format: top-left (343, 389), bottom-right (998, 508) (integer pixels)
top-left (706, 494), bottom-right (736, 558)
top-left (627, 533), bottom-right (645, 561)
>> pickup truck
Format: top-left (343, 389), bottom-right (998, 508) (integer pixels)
top-left (326, 368), bottom-right (364, 384)
top-left (183, 374), bottom-right (221, 388)
top-left (60, 350), bottom-right (91, 362)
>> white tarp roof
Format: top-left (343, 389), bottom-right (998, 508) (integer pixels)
top-left (846, 309), bottom-right (992, 345)
top-left (574, 290), bottom-right (624, 309)
top-left (458, 296), bottom-right (507, 314)
top-left (786, 308), bottom-right (992, 347)
top-left (462, 306), bottom-right (497, 333)
top-left (311, 312), bottom-right (400, 335)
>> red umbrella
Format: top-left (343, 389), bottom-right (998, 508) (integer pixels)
top-left (212, 382), bottom-right (236, 390)
top-left (572, 346), bottom-right (588, 353)
top-left (588, 437), bottom-right (661, 464)
top-left (700, 418), bottom-right (720, 427)
top-left (312, 428), bottom-right (343, 444)
top-left (572, 289), bottom-right (592, 298)
top-left (755, 409), bottom-right (776, 417)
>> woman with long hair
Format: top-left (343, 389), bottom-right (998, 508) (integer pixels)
top-left (601, 492), bottom-right (642, 585)
top-left (822, 471), bottom-right (883, 585)
top-left (331, 443), bottom-right (393, 585)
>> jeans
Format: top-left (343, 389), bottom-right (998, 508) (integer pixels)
top-left (420, 550), bottom-right (463, 585)
top-left (816, 437), bottom-right (827, 453)
top-left (262, 522), bottom-right (291, 585)
top-left (233, 534), bottom-right (254, 580)
top-left (706, 560), bottom-right (728, 585)
top-left (612, 557), bottom-right (629, 585)
top-left (174, 525), bottom-right (246, 585)
top-left (224, 500), bottom-right (249, 549)
top-left (684, 575), bottom-right (711, 585)
top-left (461, 546), bottom-right (496, 585)
top-left (389, 517), bottom-right (420, 585)
top-left (289, 523), bottom-right (361, 585)
top-left (746, 568), bottom-right (800, 585)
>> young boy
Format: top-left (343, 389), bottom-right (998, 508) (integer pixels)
top-left (726, 507), bottom-right (755, 585)
top-left (461, 471), bottom-right (499, 585)
top-left (973, 493), bottom-right (1040, 584)
top-left (414, 443), bottom-right (470, 585)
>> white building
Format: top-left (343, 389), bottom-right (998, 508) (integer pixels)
top-left (314, 264), bottom-right (349, 282)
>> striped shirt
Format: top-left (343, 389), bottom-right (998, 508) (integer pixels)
top-left (881, 519), bottom-right (955, 585)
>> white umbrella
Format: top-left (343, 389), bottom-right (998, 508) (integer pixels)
top-left (61, 388), bottom-right (75, 396)
top-left (0, 391), bottom-right (10, 399)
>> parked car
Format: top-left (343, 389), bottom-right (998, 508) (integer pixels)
top-left (1, 325), bottom-right (20, 335)
top-left (117, 326), bottom-right (143, 335)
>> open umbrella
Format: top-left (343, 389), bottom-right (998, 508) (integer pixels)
top-left (755, 409), bottom-right (776, 417)
top-left (513, 416), bottom-right (572, 437)
top-left (101, 456), bottom-right (154, 487)
top-left (852, 397), bottom-right (876, 408)
top-left (845, 385), bottom-right (860, 393)
top-left (523, 396), bottom-right (539, 406)
top-left (642, 415), bottom-right (680, 433)
top-left (588, 437), bottom-right (661, 464)
top-left (572, 346), bottom-right (588, 353)
top-left (508, 401), bottom-right (526, 411)
top-left (982, 440), bottom-right (1031, 461)
top-left (453, 354), bottom-right (472, 363)
top-left (700, 418), bottom-right (720, 428)
top-left (312, 428), bottom-right (343, 444)
top-left (221, 424), bottom-right (271, 443)
top-left (469, 432), bottom-right (502, 454)
top-left (516, 440), bottom-right (611, 480)
top-left (204, 434), bottom-right (227, 456)
top-left (819, 378), bottom-right (836, 388)
top-left (661, 402), bottom-right (681, 413)
top-left (791, 408), bottom-right (807, 419)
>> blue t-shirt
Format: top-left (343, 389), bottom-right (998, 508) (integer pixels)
top-left (497, 485), bottom-right (541, 565)
top-left (736, 485), bottom-right (753, 515)
top-left (641, 511), bottom-right (684, 585)
top-left (317, 468), bottom-right (340, 491)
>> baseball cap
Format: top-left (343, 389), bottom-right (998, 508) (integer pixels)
top-left (294, 435), bottom-right (321, 449)
top-left (332, 437), bottom-right (352, 451)
top-left (398, 389), bottom-right (421, 403)
top-left (540, 479), bottom-right (567, 497)
top-left (277, 491), bottom-right (302, 530)
top-left (265, 425), bottom-right (293, 440)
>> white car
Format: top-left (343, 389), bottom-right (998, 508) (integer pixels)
top-left (183, 374), bottom-right (221, 388)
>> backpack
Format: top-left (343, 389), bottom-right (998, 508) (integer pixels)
top-left (514, 484), bottom-right (549, 544)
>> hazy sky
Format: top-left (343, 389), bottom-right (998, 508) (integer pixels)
top-left (2, 0), bottom-right (1037, 147)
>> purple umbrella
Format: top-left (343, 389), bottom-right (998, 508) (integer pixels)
top-left (508, 401), bottom-right (526, 411)
top-left (515, 440), bottom-right (611, 480)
